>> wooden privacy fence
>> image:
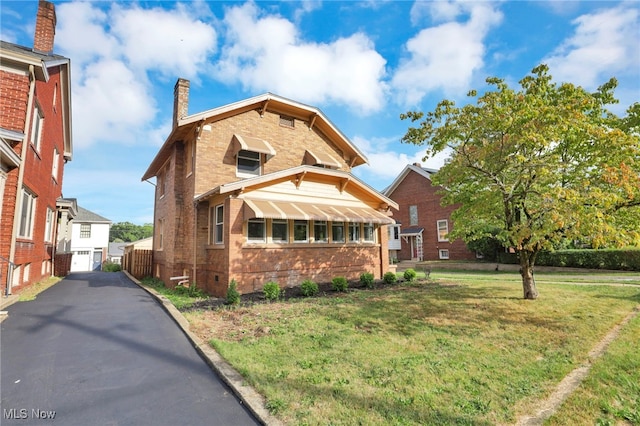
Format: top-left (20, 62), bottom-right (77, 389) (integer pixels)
top-left (123, 249), bottom-right (153, 279)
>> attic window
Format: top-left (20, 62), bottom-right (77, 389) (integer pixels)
top-left (279, 115), bottom-right (295, 128)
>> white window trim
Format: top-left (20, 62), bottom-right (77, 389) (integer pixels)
top-left (363, 222), bottom-right (375, 243)
top-left (331, 222), bottom-right (345, 243)
top-left (214, 204), bottom-right (224, 244)
top-left (236, 150), bottom-right (261, 178)
top-left (52, 148), bottom-right (60, 181)
top-left (247, 218), bottom-right (266, 243)
top-left (437, 219), bottom-right (449, 242)
top-left (293, 220), bottom-right (309, 243)
top-left (439, 249), bottom-right (450, 260)
top-left (271, 219), bottom-right (289, 243)
top-left (18, 188), bottom-right (36, 239)
top-left (349, 222), bottom-right (360, 242)
top-left (31, 105), bottom-right (43, 151)
top-left (313, 221), bottom-right (328, 243)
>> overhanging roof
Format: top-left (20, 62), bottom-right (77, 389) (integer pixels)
top-left (142, 93), bottom-right (368, 181)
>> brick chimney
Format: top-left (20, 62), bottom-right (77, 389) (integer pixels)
top-left (413, 162), bottom-right (422, 167)
top-left (33, 0), bottom-right (56, 54)
top-left (173, 78), bottom-right (190, 129)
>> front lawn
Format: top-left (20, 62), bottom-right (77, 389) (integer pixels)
top-left (183, 271), bottom-right (640, 425)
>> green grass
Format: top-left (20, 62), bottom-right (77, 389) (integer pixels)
top-left (183, 271), bottom-right (640, 425)
top-left (140, 276), bottom-right (208, 309)
top-left (17, 276), bottom-right (61, 301)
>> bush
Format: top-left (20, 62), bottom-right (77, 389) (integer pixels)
top-left (403, 268), bottom-right (417, 282)
top-left (226, 279), bottom-right (241, 305)
top-left (300, 279), bottom-right (319, 297)
top-left (498, 248), bottom-right (640, 271)
top-left (263, 281), bottom-right (282, 301)
top-left (383, 271), bottom-right (397, 284)
top-left (360, 272), bottom-right (375, 288)
top-left (102, 261), bottom-right (122, 272)
top-left (331, 276), bottom-right (349, 292)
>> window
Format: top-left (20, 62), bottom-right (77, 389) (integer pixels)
top-left (349, 222), bottom-right (360, 242)
top-left (313, 221), bottom-right (328, 243)
top-left (248, 218), bottom-right (266, 243)
top-left (332, 222), bottom-right (345, 243)
top-left (214, 205), bottom-right (224, 244)
top-left (185, 140), bottom-right (194, 176)
top-left (389, 225), bottom-right (399, 240)
top-left (293, 220), bottom-right (308, 242)
top-left (439, 249), bottom-right (450, 260)
top-left (157, 219), bottom-right (164, 250)
top-left (31, 105), bottom-right (43, 151)
top-left (44, 208), bottom-right (54, 242)
top-left (363, 222), bottom-right (375, 242)
top-left (158, 171), bottom-right (165, 198)
top-left (437, 219), bottom-right (449, 242)
top-left (52, 148), bottom-right (60, 180)
top-left (409, 205), bottom-right (418, 226)
top-left (272, 219), bottom-right (288, 243)
top-left (18, 188), bottom-right (36, 239)
top-left (279, 115), bottom-right (295, 128)
top-left (23, 263), bottom-right (30, 283)
top-left (80, 224), bottom-right (91, 238)
top-left (237, 150), bottom-right (261, 177)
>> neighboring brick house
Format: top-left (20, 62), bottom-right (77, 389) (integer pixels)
top-left (383, 163), bottom-right (476, 262)
top-left (69, 207), bottom-right (111, 272)
top-left (142, 79), bottom-right (397, 297)
top-left (0, 1), bottom-right (73, 295)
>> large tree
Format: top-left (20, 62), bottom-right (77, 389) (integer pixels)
top-left (401, 65), bottom-right (640, 299)
top-left (110, 222), bottom-right (153, 243)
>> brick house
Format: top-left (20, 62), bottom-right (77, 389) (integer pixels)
top-left (0, 1), bottom-right (73, 295)
top-left (142, 79), bottom-right (397, 297)
top-left (383, 163), bottom-right (475, 262)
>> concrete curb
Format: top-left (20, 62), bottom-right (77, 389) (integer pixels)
top-left (123, 271), bottom-right (283, 426)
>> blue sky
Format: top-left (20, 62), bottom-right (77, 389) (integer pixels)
top-left (2, 0), bottom-right (639, 225)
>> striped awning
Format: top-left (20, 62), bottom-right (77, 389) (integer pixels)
top-left (243, 198), bottom-right (395, 224)
top-left (304, 149), bottom-right (341, 168)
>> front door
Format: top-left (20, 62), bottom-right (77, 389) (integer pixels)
top-left (92, 250), bottom-right (103, 271)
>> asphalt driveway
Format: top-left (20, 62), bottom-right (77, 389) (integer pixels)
top-left (0, 272), bottom-right (260, 425)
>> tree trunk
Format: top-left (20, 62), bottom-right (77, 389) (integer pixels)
top-left (518, 252), bottom-right (539, 300)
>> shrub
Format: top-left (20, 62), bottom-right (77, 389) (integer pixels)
top-left (331, 276), bottom-right (349, 292)
top-left (403, 268), bottom-right (417, 282)
top-left (263, 281), bottom-right (282, 301)
top-left (300, 279), bottom-right (319, 297)
top-left (359, 272), bottom-right (375, 288)
top-left (102, 261), bottom-right (122, 272)
top-left (383, 271), bottom-right (397, 284)
top-left (226, 279), bottom-right (241, 305)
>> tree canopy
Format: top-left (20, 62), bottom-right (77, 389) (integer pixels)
top-left (109, 222), bottom-right (153, 243)
top-left (401, 64), bottom-right (640, 299)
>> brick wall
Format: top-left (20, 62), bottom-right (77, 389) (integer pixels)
top-left (388, 169), bottom-right (476, 261)
top-left (0, 70), bottom-right (30, 132)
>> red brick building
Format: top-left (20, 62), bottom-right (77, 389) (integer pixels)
top-left (384, 164), bottom-right (475, 262)
top-left (142, 79), bottom-right (397, 297)
top-left (0, 1), bottom-right (73, 295)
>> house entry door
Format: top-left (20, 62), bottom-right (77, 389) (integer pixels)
top-left (92, 250), bottom-right (103, 271)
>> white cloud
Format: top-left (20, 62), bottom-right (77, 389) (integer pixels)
top-left (351, 135), bottom-right (450, 189)
top-left (55, 2), bottom-right (217, 148)
top-left (393, 2), bottom-right (503, 105)
top-left (544, 5), bottom-right (640, 90)
top-left (110, 3), bottom-right (217, 78)
top-left (215, 2), bottom-right (387, 114)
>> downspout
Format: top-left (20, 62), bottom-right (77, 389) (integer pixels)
top-left (7, 65), bottom-right (37, 295)
top-left (193, 200), bottom-right (197, 290)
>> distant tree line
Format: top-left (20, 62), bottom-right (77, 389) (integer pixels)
top-left (110, 222), bottom-right (153, 243)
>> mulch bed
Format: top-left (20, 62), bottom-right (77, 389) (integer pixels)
top-left (181, 277), bottom-right (426, 312)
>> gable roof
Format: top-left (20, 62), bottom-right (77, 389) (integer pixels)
top-left (141, 93), bottom-right (368, 181)
top-left (382, 164), bottom-right (438, 197)
top-left (195, 165), bottom-right (398, 210)
top-left (0, 40), bottom-right (73, 161)
top-left (74, 206), bottom-right (112, 224)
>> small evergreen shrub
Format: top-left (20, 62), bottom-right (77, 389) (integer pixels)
top-left (403, 268), bottom-right (417, 282)
top-left (102, 261), bottom-right (122, 272)
top-left (331, 276), bottom-right (349, 292)
top-left (359, 272), bottom-right (375, 288)
top-left (383, 271), bottom-right (397, 284)
top-left (263, 281), bottom-right (281, 301)
top-left (300, 279), bottom-right (319, 297)
top-left (226, 279), bottom-right (241, 305)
